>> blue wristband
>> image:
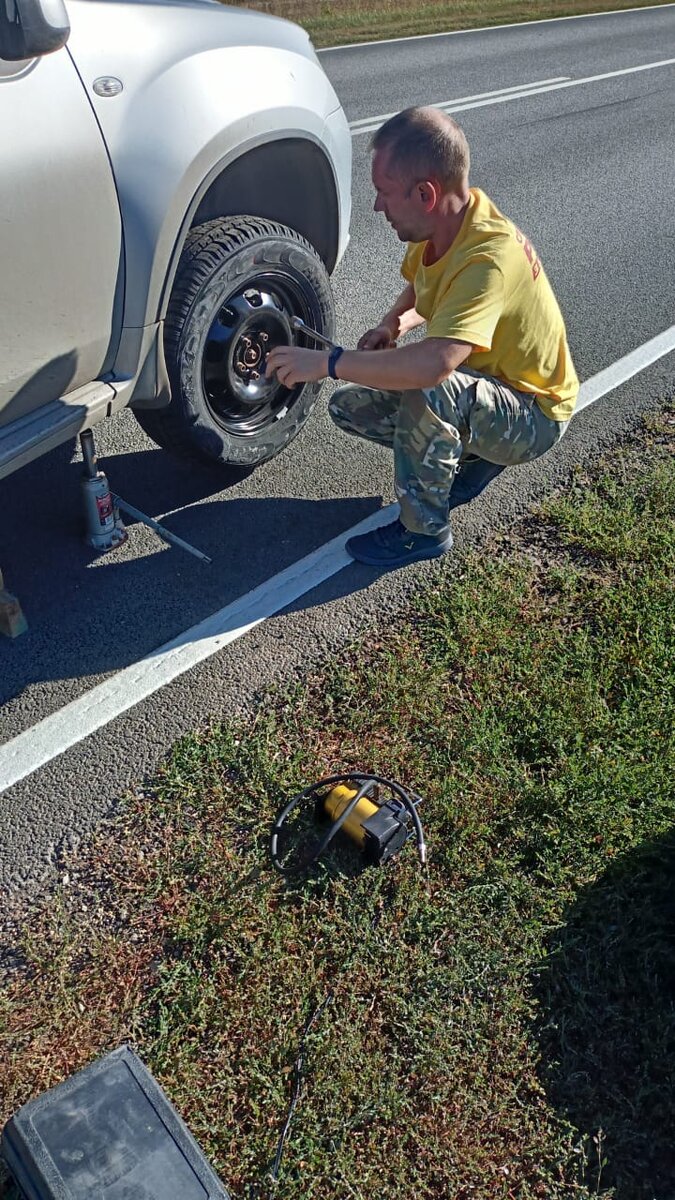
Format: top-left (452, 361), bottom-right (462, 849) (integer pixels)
top-left (327, 346), bottom-right (345, 380)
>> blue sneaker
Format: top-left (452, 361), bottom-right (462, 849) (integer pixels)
top-left (448, 458), bottom-right (505, 510)
top-left (346, 518), bottom-right (453, 567)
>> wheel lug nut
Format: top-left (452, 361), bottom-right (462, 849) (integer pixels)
top-left (260, 332), bottom-right (268, 342)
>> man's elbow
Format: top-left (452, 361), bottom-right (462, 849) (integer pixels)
top-left (428, 341), bottom-right (472, 387)
top-left (429, 356), bottom-right (464, 387)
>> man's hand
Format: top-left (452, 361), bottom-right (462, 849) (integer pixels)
top-left (357, 324), bottom-right (396, 351)
top-left (265, 346), bottom-right (329, 387)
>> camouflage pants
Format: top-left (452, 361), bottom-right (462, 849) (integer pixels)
top-left (329, 367), bottom-right (569, 536)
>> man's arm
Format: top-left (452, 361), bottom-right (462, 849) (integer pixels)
top-left (334, 337), bottom-right (473, 390)
top-left (266, 337), bottom-right (473, 391)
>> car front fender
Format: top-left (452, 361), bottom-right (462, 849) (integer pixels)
top-left (66, 0), bottom-right (350, 334)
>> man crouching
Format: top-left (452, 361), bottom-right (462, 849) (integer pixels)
top-left (266, 106), bottom-right (579, 568)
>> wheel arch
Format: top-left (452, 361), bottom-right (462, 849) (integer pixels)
top-left (153, 131), bottom-right (343, 332)
top-left (191, 138), bottom-right (341, 272)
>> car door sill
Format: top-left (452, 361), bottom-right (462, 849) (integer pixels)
top-left (0, 382), bottom-right (118, 481)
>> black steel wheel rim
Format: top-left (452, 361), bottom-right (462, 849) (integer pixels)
top-left (201, 271), bottom-right (317, 436)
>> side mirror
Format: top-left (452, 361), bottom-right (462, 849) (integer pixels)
top-left (0, 0), bottom-right (70, 61)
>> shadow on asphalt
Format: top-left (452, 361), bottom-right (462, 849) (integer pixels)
top-left (535, 829), bottom-right (675, 1198)
top-left (0, 441), bottom-right (383, 702)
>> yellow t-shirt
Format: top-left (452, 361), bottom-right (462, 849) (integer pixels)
top-left (401, 188), bottom-right (579, 421)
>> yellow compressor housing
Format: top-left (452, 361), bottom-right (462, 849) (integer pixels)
top-left (320, 781), bottom-right (411, 864)
top-left (323, 783), bottom-right (378, 847)
top-left (269, 773), bottom-right (426, 873)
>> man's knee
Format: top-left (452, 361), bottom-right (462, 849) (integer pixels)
top-left (328, 384), bottom-right (373, 433)
top-left (329, 384), bottom-right (399, 445)
top-left (328, 386), bottom-right (354, 431)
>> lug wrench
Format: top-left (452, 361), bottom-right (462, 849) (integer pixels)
top-left (290, 316), bottom-right (337, 349)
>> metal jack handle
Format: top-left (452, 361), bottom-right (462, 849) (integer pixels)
top-left (112, 496), bottom-right (211, 563)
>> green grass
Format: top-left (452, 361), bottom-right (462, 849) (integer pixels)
top-left (224, 0), bottom-right (673, 49)
top-left (1, 412), bottom-right (674, 1199)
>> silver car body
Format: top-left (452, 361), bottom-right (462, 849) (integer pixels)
top-left (0, 0), bottom-right (351, 477)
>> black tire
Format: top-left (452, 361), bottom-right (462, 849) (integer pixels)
top-left (134, 216), bottom-right (335, 472)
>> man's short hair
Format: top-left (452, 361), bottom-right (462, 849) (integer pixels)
top-left (371, 107), bottom-right (470, 191)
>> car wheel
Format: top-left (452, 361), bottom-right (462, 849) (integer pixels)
top-left (134, 215), bottom-right (335, 473)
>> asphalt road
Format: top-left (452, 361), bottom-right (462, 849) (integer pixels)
top-left (1, 5), bottom-right (674, 890)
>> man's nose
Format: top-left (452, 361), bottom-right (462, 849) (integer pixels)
top-left (373, 195), bottom-right (384, 213)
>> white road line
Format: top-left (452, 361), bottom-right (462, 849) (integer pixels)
top-left (320, 3), bottom-right (675, 53)
top-left (1, 325), bottom-right (674, 795)
top-left (351, 56), bottom-right (675, 134)
top-left (575, 327), bottom-right (675, 411)
top-left (348, 78), bottom-right (571, 128)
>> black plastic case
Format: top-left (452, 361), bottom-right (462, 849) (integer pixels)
top-left (1, 1044), bottom-right (231, 1199)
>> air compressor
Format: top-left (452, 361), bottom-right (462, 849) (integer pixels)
top-left (269, 772), bottom-right (426, 873)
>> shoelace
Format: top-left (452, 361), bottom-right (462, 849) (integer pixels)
top-left (374, 519), bottom-right (407, 547)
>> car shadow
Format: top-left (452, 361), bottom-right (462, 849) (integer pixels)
top-left (534, 829), bottom-right (675, 1197)
top-left (0, 443), bottom-right (384, 699)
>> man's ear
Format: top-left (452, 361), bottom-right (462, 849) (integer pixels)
top-left (417, 180), bottom-right (440, 209)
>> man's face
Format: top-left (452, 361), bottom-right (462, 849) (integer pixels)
top-left (371, 148), bottom-right (432, 243)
